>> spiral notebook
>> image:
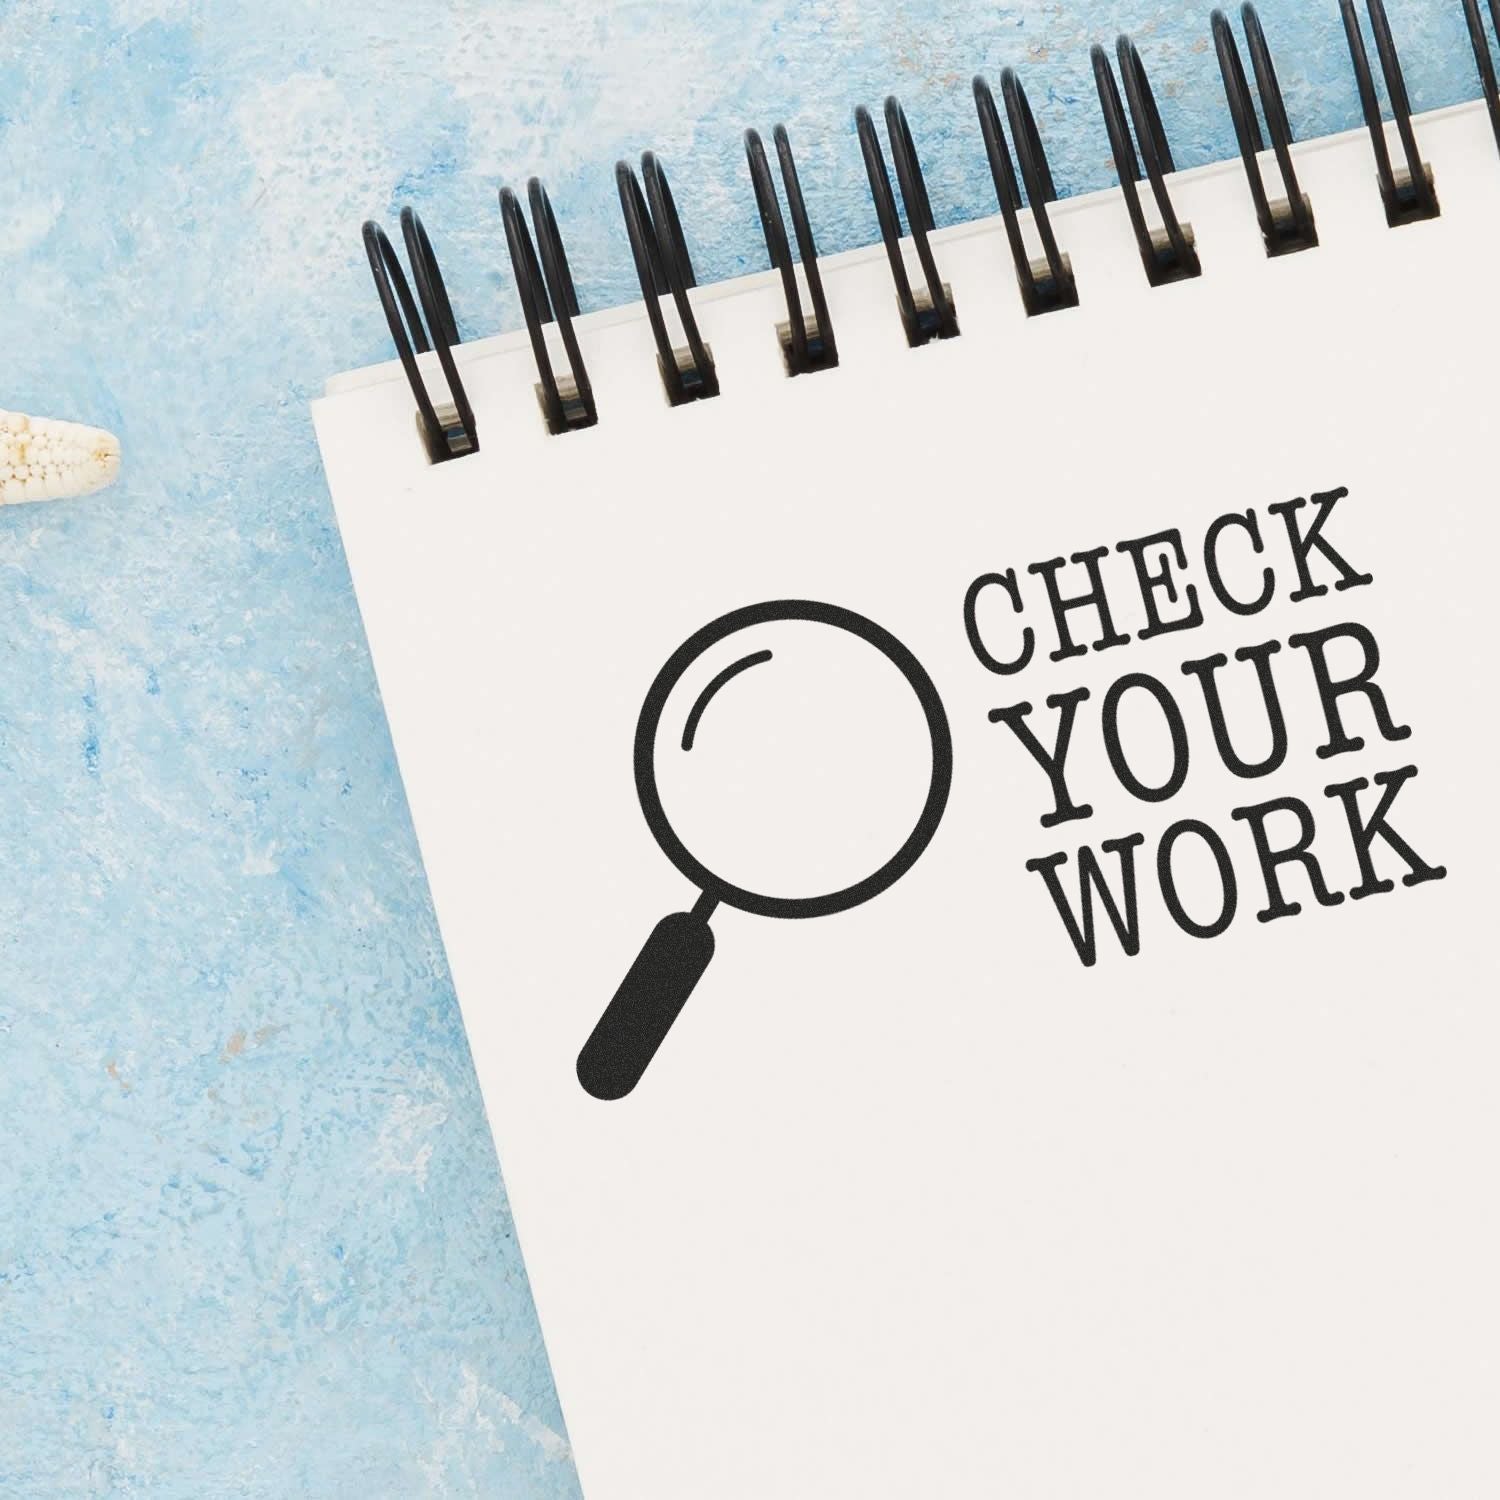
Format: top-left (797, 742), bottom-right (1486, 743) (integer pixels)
top-left (312, 11), bottom-right (1500, 1496)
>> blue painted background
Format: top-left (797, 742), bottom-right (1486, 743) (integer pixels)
top-left (0, 0), bottom-right (1487, 1493)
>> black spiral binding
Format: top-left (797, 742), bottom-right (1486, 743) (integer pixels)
top-left (1464, 0), bottom-right (1500, 156)
top-left (1213, 4), bottom-right (1318, 254)
top-left (362, 209), bottom-right (478, 461)
top-left (856, 97), bottom-right (960, 345)
top-left (973, 69), bottom-right (1078, 315)
top-left (744, 126), bottom-right (838, 375)
top-left (1093, 35), bottom-right (1202, 285)
top-left (364, 2), bottom-right (1493, 446)
top-left (499, 180), bottom-right (597, 434)
top-left (617, 153), bottom-right (719, 404)
top-left (1340, 0), bottom-right (1439, 225)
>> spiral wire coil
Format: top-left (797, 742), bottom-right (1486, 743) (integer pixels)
top-left (364, 1), bottom-right (1467, 456)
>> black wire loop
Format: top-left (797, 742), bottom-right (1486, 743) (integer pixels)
top-left (499, 180), bottom-right (597, 434)
top-left (1339, 0), bottom-right (1439, 225)
top-left (1462, 0), bottom-right (1500, 160)
top-left (855, 97), bottom-right (959, 346)
top-left (398, 207), bottom-right (461, 356)
top-left (1212, 5), bottom-right (1317, 254)
top-left (744, 125), bottom-right (838, 375)
top-left (616, 153), bottom-right (719, 405)
top-left (973, 69), bottom-right (1078, 314)
top-left (362, 213), bottom-right (478, 462)
top-left (1092, 36), bottom-right (1202, 285)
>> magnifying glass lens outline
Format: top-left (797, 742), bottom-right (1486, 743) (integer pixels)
top-left (577, 599), bottom-right (952, 1100)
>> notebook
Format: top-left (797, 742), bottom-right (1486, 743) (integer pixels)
top-left (311, 11), bottom-right (1500, 1495)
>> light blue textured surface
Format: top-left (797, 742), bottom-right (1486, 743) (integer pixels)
top-left (0, 1), bottom-right (1488, 1494)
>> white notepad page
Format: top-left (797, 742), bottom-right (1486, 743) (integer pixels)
top-left (314, 103), bottom-right (1500, 1499)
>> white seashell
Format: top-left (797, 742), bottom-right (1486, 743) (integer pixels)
top-left (0, 409), bottom-right (121, 504)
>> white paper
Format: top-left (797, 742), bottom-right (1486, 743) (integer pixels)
top-left (314, 104), bottom-right (1500, 1498)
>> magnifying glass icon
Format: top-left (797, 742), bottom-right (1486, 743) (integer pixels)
top-left (577, 599), bottom-right (953, 1100)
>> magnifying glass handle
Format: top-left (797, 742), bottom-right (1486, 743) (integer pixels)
top-left (577, 911), bottom-right (716, 1100)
